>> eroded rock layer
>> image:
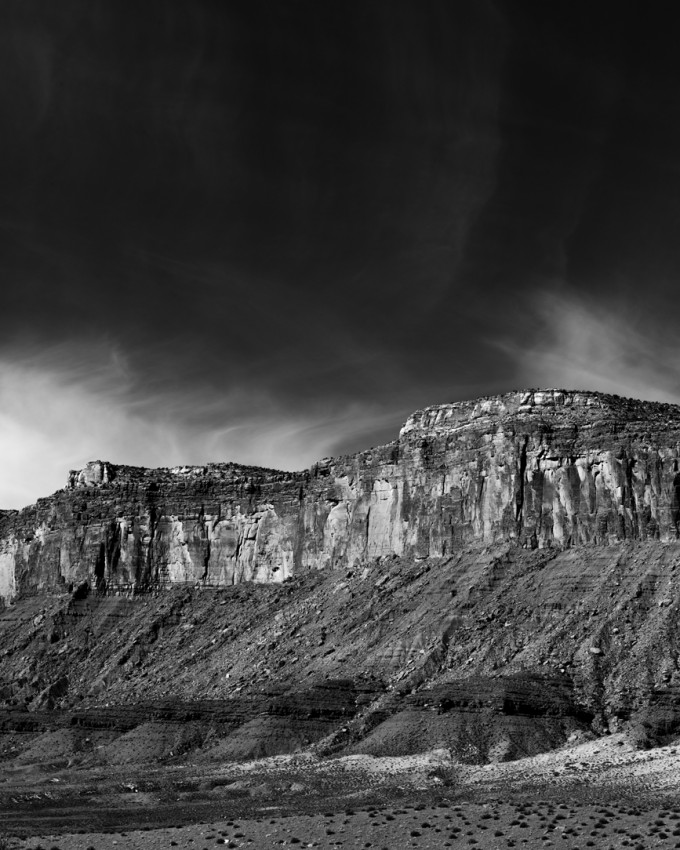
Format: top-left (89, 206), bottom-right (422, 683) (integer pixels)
top-left (2, 542), bottom-right (680, 763)
top-left (3, 389), bottom-right (680, 602)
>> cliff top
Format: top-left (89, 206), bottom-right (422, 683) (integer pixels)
top-left (399, 388), bottom-right (680, 438)
top-left (66, 459), bottom-right (300, 491)
top-left (64, 389), bottom-right (680, 491)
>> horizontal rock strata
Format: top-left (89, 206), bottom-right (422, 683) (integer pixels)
top-left (4, 389), bottom-right (680, 602)
top-left (3, 542), bottom-right (680, 762)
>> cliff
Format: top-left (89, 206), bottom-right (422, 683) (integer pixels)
top-left (3, 389), bottom-right (680, 767)
top-left (3, 388), bottom-right (680, 603)
top-left (2, 542), bottom-right (680, 763)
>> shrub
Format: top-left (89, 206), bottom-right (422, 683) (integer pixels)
top-left (428, 765), bottom-right (459, 787)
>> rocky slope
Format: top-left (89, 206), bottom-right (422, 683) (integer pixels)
top-left (1, 388), bottom-right (680, 768)
top-left (4, 388), bottom-right (680, 602)
top-left (1, 541), bottom-right (680, 766)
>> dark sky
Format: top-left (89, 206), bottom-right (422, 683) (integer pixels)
top-left (2, 1), bottom-right (680, 506)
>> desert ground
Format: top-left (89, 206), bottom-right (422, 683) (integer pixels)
top-left (2, 733), bottom-right (680, 849)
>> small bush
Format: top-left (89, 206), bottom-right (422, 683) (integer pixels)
top-left (428, 765), bottom-right (459, 786)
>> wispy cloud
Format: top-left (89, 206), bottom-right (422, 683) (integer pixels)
top-left (502, 291), bottom-right (680, 404)
top-left (0, 340), bottom-right (407, 509)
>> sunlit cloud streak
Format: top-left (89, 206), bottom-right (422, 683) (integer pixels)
top-left (0, 341), bottom-right (409, 510)
top-left (501, 292), bottom-right (680, 405)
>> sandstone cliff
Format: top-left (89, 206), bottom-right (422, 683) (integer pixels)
top-left (3, 389), bottom-right (680, 604)
top-left (2, 541), bottom-right (680, 763)
top-left (3, 389), bottom-right (680, 766)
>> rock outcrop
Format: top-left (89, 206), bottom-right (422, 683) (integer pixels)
top-left (3, 388), bottom-right (680, 603)
top-left (2, 540), bottom-right (680, 763)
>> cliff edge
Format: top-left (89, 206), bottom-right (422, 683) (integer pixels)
top-left (2, 388), bottom-right (680, 603)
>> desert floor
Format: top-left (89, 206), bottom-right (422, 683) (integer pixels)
top-left (9, 800), bottom-right (680, 850)
top-left (3, 734), bottom-right (680, 849)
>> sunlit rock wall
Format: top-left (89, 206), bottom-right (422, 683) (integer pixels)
top-left (3, 389), bottom-right (680, 602)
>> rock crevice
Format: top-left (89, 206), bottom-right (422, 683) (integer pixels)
top-left (3, 389), bottom-right (680, 602)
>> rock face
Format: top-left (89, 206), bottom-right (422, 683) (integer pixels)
top-left (5, 388), bottom-right (680, 770)
top-left (3, 388), bottom-right (680, 603)
top-left (3, 541), bottom-right (680, 764)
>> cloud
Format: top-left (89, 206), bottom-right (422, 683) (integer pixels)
top-left (0, 339), bottom-right (408, 510)
top-left (0, 341), bottom-right (162, 508)
top-left (502, 291), bottom-right (680, 404)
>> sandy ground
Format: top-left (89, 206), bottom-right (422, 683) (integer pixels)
top-left (460, 732), bottom-right (680, 793)
top-left (10, 799), bottom-right (680, 850)
top-left (5, 736), bottom-right (680, 849)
